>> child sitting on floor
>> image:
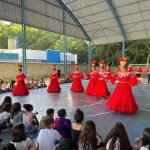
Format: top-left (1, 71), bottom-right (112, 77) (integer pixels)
top-left (35, 117), bottom-right (61, 150)
top-left (23, 104), bottom-right (39, 133)
top-left (0, 103), bottom-right (13, 131)
top-left (10, 102), bottom-right (23, 126)
top-left (54, 109), bottom-right (72, 138)
top-left (39, 108), bottom-right (54, 131)
top-left (11, 123), bottom-right (32, 150)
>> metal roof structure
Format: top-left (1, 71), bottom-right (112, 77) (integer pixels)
top-left (0, 0), bottom-right (150, 45)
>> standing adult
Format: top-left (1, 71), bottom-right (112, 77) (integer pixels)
top-left (69, 64), bottom-right (84, 92)
top-left (47, 64), bottom-right (61, 93)
top-left (12, 64), bottom-right (29, 96)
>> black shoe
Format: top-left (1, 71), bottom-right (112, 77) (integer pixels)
top-left (0, 138), bottom-right (3, 143)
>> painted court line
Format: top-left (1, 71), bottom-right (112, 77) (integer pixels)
top-left (139, 108), bottom-right (150, 112)
top-left (67, 111), bottom-right (113, 119)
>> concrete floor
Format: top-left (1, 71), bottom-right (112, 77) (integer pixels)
top-left (0, 80), bottom-right (150, 146)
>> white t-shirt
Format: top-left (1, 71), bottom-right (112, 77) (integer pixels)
top-left (0, 111), bottom-right (10, 124)
top-left (11, 138), bottom-right (32, 150)
top-left (106, 138), bottom-right (120, 150)
top-left (11, 111), bottom-right (23, 126)
top-left (37, 129), bottom-right (61, 150)
top-left (140, 145), bottom-right (149, 150)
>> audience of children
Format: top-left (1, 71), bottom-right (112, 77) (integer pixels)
top-left (0, 96), bottom-right (150, 150)
top-left (0, 78), bottom-right (47, 94)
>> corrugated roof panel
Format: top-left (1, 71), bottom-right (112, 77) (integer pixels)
top-left (138, 0), bottom-right (150, 10)
top-left (142, 11), bottom-right (150, 20)
top-left (113, 0), bottom-right (137, 7)
top-left (92, 34), bottom-right (122, 45)
top-left (116, 3), bottom-right (139, 16)
top-left (0, 1), bottom-right (21, 24)
top-left (121, 13), bottom-right (143, 24)
top-left (127, 31), bottom-right (148, 40)
top-left (3, 0), bottom-right (21, 5)
top-left (72, 2), bottom-right (108, 18)
top-left (124, 22), bottom-right (145, 32)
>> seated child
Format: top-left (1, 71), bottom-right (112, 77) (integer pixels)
top-left (23, 104), bottom-right (39, 133)
top-left (35, 117), bottom-right (61, 150)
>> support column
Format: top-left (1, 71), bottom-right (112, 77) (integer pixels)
top-left (88, 41), bottom-right (92, 71)
top-left (122, 36), bottom-right (125, 57)
top-left (63, 9), bottom-right (67, 76)
top-left (21, 0), bottom-right (27, 75)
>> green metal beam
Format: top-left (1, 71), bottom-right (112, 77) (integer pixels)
top-left (21, 0), bottom-right (27, 76)
top-left (56, 0), bottom-right (91, 41)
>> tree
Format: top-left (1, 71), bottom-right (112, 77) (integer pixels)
top-left (1, 20), bottom-right (150, 65)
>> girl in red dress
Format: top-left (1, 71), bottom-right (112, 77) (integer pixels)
top-left (135, 66), bottom-right (143, 78)
top-left (69, 64), bottom-right (84, 92)
top-left (12, 64), bottom-right (29, 96)
top-left (85, 61), bottom-right (99, 95)
top-left (47, 64), bottom-right (61, 93)
top-left (105, 58), bottom-right (140, 114)
top-left (127, 64), bottom-right (133, 73)
top-left (93, 61), bottom-right (110, 98)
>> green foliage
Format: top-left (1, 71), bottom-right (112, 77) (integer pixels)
top-left (0, 21), bottom-right (150, 65)
top-left (92, 40), bottom-right (150, 66)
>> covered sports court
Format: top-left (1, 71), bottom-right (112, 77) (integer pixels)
top-left (0, 80), bottom-right (150, 144)
top-left (0, 0), bottom-right (150, 146)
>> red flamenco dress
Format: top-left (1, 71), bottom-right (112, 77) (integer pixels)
top-left (85, 71), bottom-right (99, 95)
top-left (47, 71), bottom-right (61, 93)
top-left (69, 71), bottom-right (84, 92)
top-left (93, 73), bottom-right (110, 98)
top-left (105, 73), bottom-right (138, 114)
top-left (13, 73), bottom-right (29, 96)
top-left (128, 67), bottom-right (133, 73)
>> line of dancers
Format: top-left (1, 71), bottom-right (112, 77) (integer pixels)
top-left (12, 58), bottom-right (149, 114)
